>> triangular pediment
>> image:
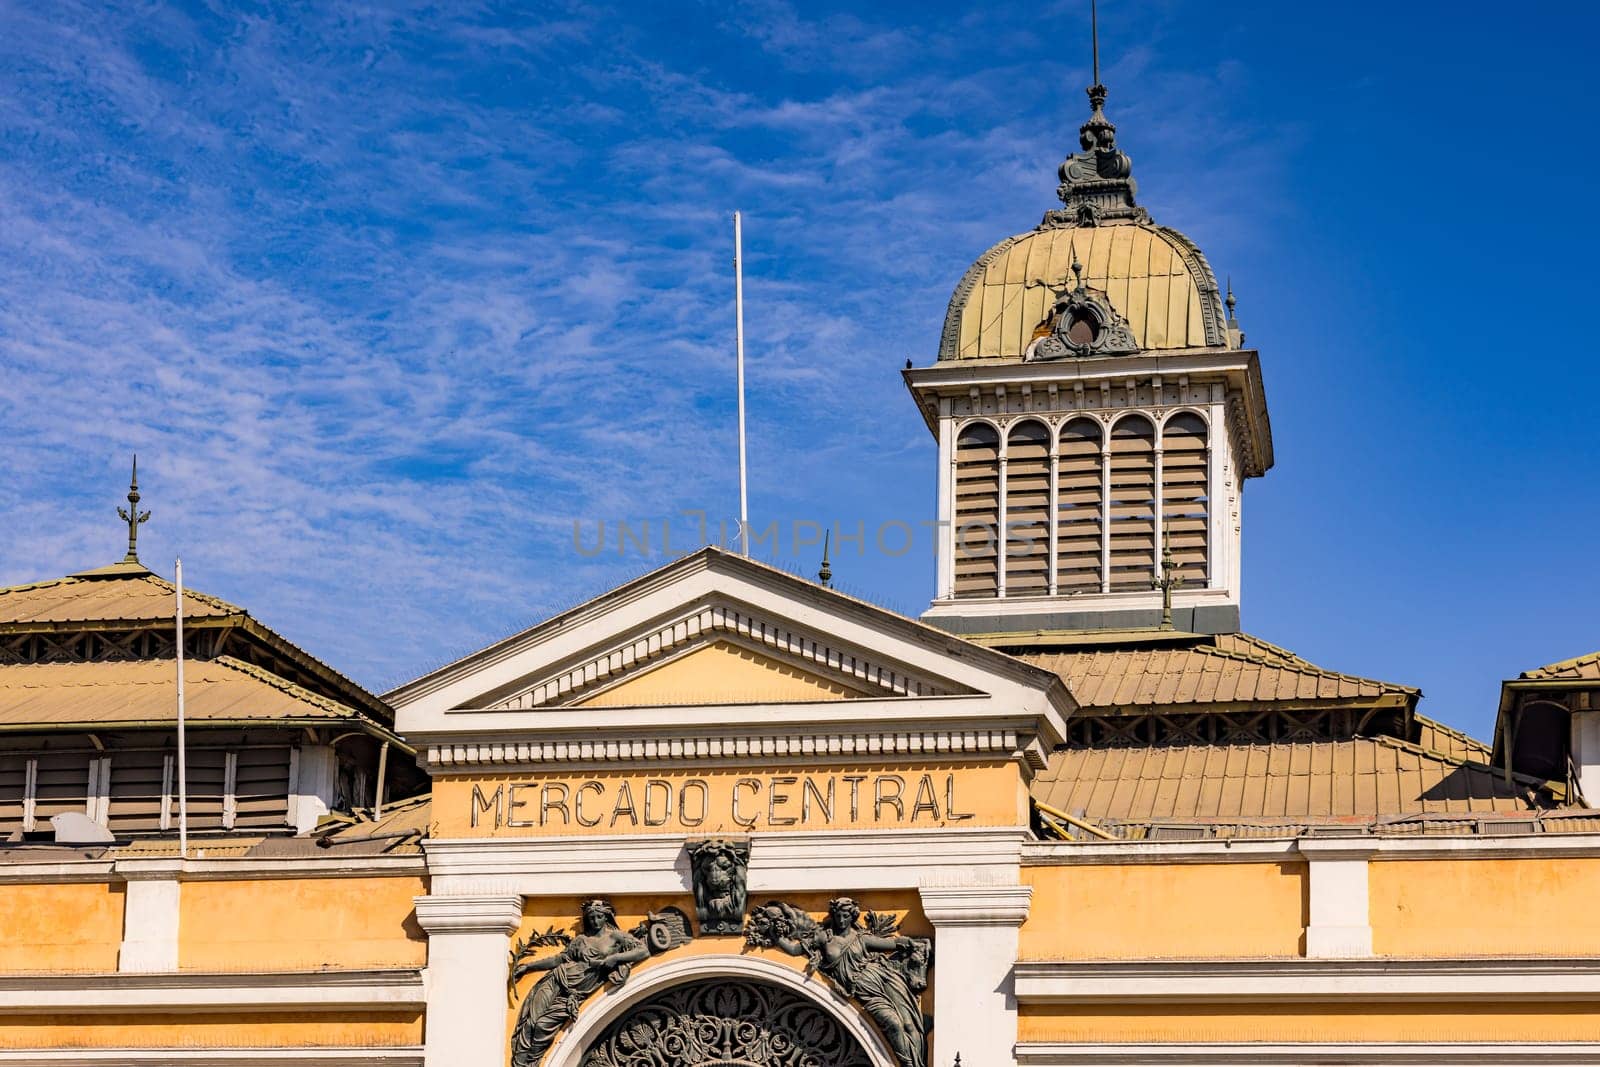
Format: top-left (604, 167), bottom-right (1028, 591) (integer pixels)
top-left (388, 548), bottom-right (1073, 765)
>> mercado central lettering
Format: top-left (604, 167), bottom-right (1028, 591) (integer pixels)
top-left (5, 45), bottom-right (1600, 1067)
top-left (461, 771), bottom-right (982, 832)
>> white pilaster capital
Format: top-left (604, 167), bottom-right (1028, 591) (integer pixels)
top-left (919, 883), bottom-right (1032, 927)
top-left (113, 858), bottom-right (185, 881)
top-left (1296, 838), bottom-right (1378, 861)
top-left (413, 894), bottom-right (522, 935)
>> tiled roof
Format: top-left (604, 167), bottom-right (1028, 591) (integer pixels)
top-left (1031, 736), bottom-right (1547, 832)
top-left (0, 565), bottom-right (242, 627)
top-left (1522, 651), bottom-right (1600, 682)
top-left (0, 656), bottom-right (370, 727)
top-left (1414, 714), bottom-right (1494, 763)
top-left (1021, 639), bottom-right (1416, 713)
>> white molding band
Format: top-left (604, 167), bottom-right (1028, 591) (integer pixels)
top-left (1013, 957), bottom-right (1600, 1003)
top-left (0, 969), bottom-right (424, 1013)
top-left (423, 827), bottom-right (1030, 896)
top-left (1021, 833), bottom-right (1600, 865)
top-left (422, 717), bottom-right (1042, 771)
top-left (1014, 1043), bottom-right (1600, 1065)
top-left (411, 894), bottom-right (522, 935)
top-left (0, 855), bottom-right (425, 886)
top-left (0, 1054), bottom-right (421, 1066)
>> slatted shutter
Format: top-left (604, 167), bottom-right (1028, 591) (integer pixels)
top-left (234, 747), bottom-right (293, 829)
top-left (953, 423), bottom-right (1000, 598)
top-left (108, 751), bottom-right (172, 833)
top-left (185, 749), bottom-right (228, 830)
top-left (1108, 414), bottom-right (1157, 590)
top-left (32, 753), bottom-right (90, 826)
top-left (1056, 418), bottom-right (1104, 592)
top-left (1162, 412), bottom-right (1209, 583)
top-left (1004, 420), bottom-right (1051, 596)
top-left (0, 755), bottom-right (24, 833)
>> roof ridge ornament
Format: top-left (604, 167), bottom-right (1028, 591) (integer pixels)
top-left (1026, 238), bottom-right (1140, 360)
top-left (116, 456), bottom-right (151, 565)
top-left (1043, 0), bottom-right (1149, 229)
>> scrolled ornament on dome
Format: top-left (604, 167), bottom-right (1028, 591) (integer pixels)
top-left (1044, 80), bottom-right (1148, 228)
top-left (1027, 248), bottom-right (1139, 360)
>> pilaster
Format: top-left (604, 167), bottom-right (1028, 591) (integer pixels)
top-left (1299, 839), bottom-right (1374, 958)
top-left (920, 883), bottom-right (1032, 1066)
top-left (415, 894), bottom-right (523, 1067)
top-left (115, 858), bottom-right (182, 973)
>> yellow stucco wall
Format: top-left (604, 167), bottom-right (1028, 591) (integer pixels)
top-left (1020, 862), bottom-right (1307, 959)
top-left (0, 1012), bottom-right (422, 1049)
top-left (179, 876), bottom-right (427, 971)
top-left (0, 882), bottom-right (123, 973)
top-left (1019, 1002), bottom-right (1600, 1043)
top-left (436, 761), bottom-right (1025, 837)
top-left (575, 640), bottom-right (867, 706)
top-left (1371, 857), bottom-right (1600, 956)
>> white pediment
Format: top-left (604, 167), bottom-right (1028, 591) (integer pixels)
top-left (388, 548), bottom-right (1072, 769)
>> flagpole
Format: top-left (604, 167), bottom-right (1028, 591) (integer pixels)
top-left (734, 210), bottom-right (749, 555)
top-left (174, 558), bottom-right (189, 857)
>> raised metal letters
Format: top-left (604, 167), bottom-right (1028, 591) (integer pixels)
top-left (509, 899), bottom-right (649, 1067)
top-left (579, 978), bottom-right (872, 1067)
top-left (746, 898), bottom-right (933, 1067)
top-left (687, 838), bottom-right (750, 935)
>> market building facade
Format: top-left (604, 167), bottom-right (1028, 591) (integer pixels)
top-left (3, 62), bottom-right (1600, 1067)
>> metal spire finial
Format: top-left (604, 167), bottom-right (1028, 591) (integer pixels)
top-left (818, 530), bottom-right (833, 588)
top-left (1091, 0), bottom-right (1100, 87)
top-left (1225, 277), bottom-right (1237, 319)
top-left (1070, 241), bottom-right (1084, 289)
top-left (115, 455), bottom-right (151, 564)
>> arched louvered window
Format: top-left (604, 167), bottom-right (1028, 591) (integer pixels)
top-left (1005, 420), bottom-right (1051, 596)
top-left (1108, 414), bottom-right (1156, 590)
top-left (1162, 412), bottom-right (1209, 584)
top-left (1056, 417), bottom-right (1104, 592)
top-left (953, 422), bottom-right (1000, 598)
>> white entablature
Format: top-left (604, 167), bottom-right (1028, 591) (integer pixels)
top-left (386, 547), bottom-right (1073, 773)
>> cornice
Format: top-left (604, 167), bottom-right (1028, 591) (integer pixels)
top-left (1021, 833), bottom-right (1600, 865)
top-left (0, 968), bottom-right (424, 1013)
top-left (918, 883), bottom-right (1033, 926)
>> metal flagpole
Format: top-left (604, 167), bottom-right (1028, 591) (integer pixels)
top-left (174, 558), bottom-right (189, 857)
top-left (734, 211), bottom-right (749, 555)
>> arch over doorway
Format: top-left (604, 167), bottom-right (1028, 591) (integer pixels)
top-left (550, 955), bottom-right (898, 1067)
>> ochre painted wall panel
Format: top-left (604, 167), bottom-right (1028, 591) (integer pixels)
top-left (1020, 862), bottom-right (1307, 959)
top-left (0, 882), bottom-right (123, 973)
top-left (1371, 857), bottom-right (1600, 956)
top-left (435, 761), bottom-right (1023, 838)
top-left (0, 1011), bottom-right (422, 1048)
top-left (1019, 1002), bottom-right (1600, 1043)
top-left (180, 876), bottom-right (426, 971)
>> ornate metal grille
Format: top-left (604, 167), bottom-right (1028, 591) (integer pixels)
top-left (580, 978), bottom-right (873, 1067)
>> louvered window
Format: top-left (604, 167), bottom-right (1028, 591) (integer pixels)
top-left (234, 747), bottom-right (293, 829)
top-left (1162, 412), bottom-right (1209, 583)
top-left (1108, 414), bottom-right (1157, 590)
top-left (953, 423), bottom-right (1000, 598)
top-left (0, 755), bottom-right (25, 833)
top-left (32, 753), bottom-right (89, 827)
top-left (1004, 420), bottom-right (1051, 596)
top-left (1056, 418), bottom-right (1104, 592)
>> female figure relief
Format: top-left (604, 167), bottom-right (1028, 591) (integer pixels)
top-left (510, 899), bottom-right (649, 1067)
top-left (746, 897), bottom-right (932, 1067)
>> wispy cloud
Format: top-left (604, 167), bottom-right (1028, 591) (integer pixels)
top-left (0, 0), bottom-right (1289, 691)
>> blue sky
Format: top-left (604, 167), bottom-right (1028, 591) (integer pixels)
top-left (2, 1), bottom-right (1595, 738)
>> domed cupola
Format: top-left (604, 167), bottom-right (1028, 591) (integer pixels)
top-left (904, 69), bottom-right (1274, 639)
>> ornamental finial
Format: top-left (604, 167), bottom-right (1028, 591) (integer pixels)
top-left (1048, 0), bottom-right (1146, 227)
top-left (818, 529), bottom-right (833, 588)
top-left (1152, 524), bottom-right (1185, 629)
top-left (115, 455), bottom-right (151, 564)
